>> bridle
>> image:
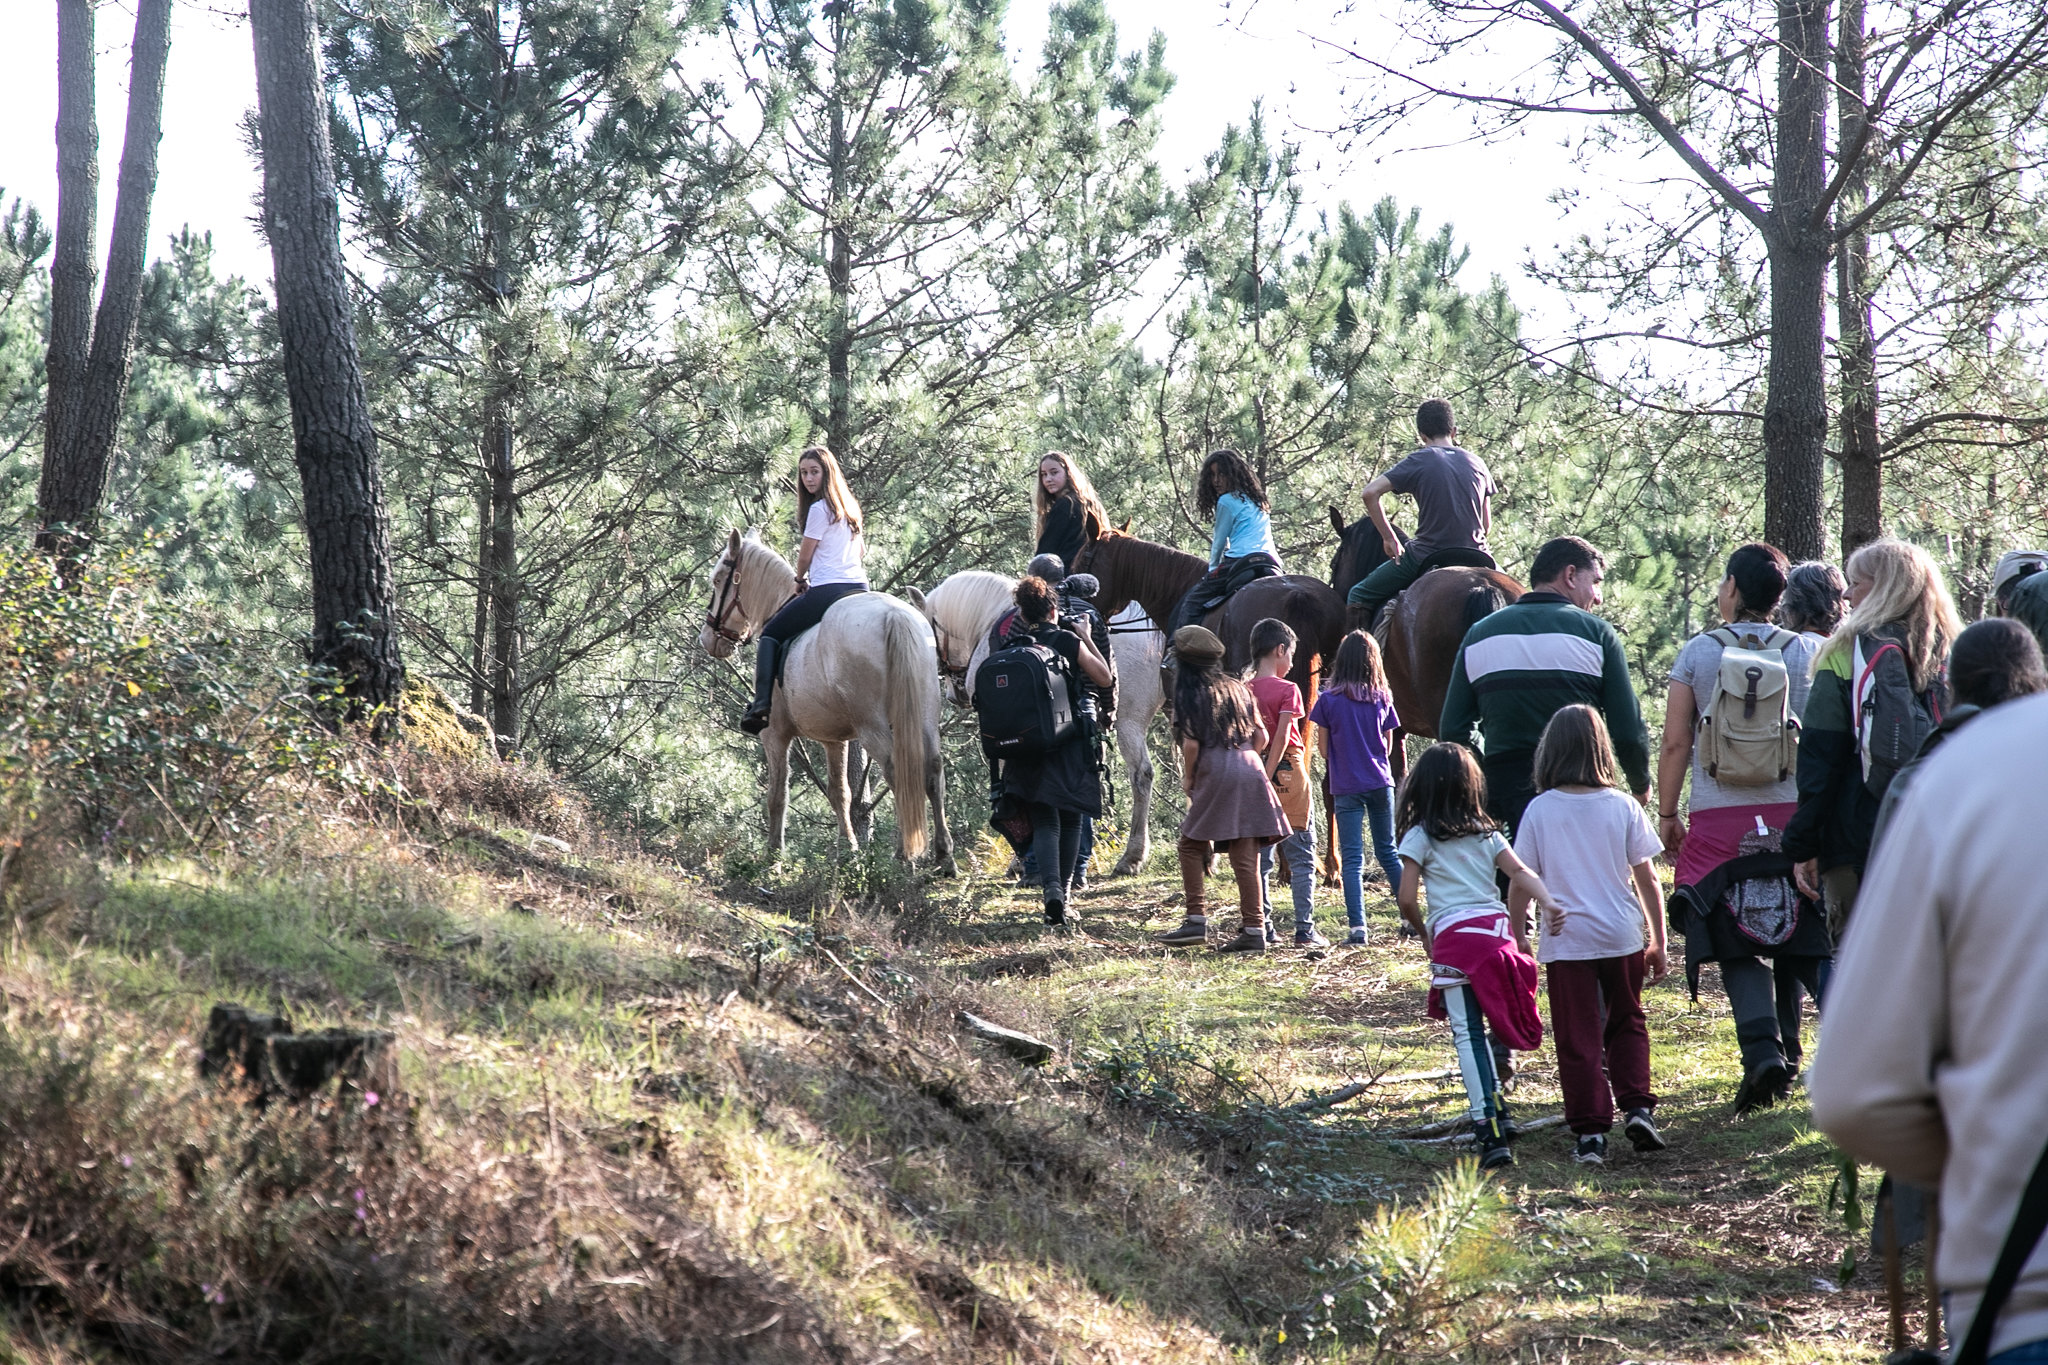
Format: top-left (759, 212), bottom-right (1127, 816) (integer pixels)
top-left (705, 550), bottom-right (752, 646)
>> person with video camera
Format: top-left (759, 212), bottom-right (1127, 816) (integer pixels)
top-left (1010, 554), bottom-right (1116, 891)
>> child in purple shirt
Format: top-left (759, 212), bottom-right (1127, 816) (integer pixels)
top-left (1309, 630), bottom-right (1404, 944)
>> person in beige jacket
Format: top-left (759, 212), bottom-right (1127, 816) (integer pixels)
top-left (1810, 690), bottom-right (2048, 1360)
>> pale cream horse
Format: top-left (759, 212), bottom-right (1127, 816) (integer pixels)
top-left (910, 570), bottom-right (1163, 875)
top-left (700, 530), bottom-right (955, 874)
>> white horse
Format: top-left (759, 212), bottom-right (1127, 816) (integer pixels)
top-left (911, 572), bottom-right (1163, 876)
top-left (699, 530), bottom-right (954, 874)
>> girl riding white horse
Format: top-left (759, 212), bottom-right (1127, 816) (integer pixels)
top-left (700, 529), bottom-right (954, 873)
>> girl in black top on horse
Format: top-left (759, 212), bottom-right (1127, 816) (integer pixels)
top-left (998, 575), bottom-right (1113, 927)
top-left (1033, 451), bottom-right (1110, 571)
top-left (739, 446), bottom-right (870, 735)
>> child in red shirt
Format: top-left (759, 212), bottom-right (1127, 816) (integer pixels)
top-left (1248, 619), bottom-right (1323, 946)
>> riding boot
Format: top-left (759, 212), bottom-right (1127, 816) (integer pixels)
top-left (739, 637), bottom-right (782, 736)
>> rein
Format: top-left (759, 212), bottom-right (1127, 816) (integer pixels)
top-left (705, 550), bottom-right (752, 645)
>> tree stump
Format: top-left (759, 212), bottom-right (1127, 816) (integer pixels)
top-left (198, 1002), bottom-right (399, 1105)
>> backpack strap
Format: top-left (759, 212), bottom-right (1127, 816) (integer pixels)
top-left (1708, 626), bottom-right (1742, 650)
top-left (1953, 1139), bottom-right (2048, 1365)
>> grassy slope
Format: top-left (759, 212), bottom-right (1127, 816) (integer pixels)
top-left (0, 773), bottom-right (1908, 1363)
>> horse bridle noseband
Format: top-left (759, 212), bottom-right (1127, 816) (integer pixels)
top-left (705, 552), bottom-right (752, 646)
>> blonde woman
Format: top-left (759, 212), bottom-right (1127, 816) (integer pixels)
top-left (1782, 537), bottom-right (1962, 934)
top-left (1032, 450), bottom-right (1110, 570)
top-left (739, 446), bottom-right (870, 735)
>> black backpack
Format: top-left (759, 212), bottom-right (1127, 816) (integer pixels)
top-left (975, 626), bottom-right (1076, 758)
top-left (1852, 627), bottom-right (1945, 798)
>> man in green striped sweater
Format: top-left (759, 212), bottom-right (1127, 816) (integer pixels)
top-left (1440, 536), bottom-right (1651, 836)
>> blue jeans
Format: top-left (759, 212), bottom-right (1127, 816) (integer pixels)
top-left (1333, 788), bottom-right (1402, 930)
top-left (1259, 826), bottom-right (1317, 932)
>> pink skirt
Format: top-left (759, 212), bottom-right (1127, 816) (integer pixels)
top-left (1672, 801), bottom-right (1800, 888)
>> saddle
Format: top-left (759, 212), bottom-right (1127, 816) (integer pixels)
top-left (1367, 546), bottom-right (1501, 639)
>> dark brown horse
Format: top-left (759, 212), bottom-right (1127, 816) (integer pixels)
top-left (1328, 508), bottom-right (1523, 772)
top-left (1076, 526), bottom-right (1348, 878)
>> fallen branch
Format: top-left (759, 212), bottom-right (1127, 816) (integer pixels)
top-left (956, 1011), bottom-right (1055, 1066)
top-left (1286, 1081), bottom-right (1371, 1113)
top-left (821, 947), bottom-right (891, 1011)
top-left (1383, 1113), bottom-right (1568, 1143)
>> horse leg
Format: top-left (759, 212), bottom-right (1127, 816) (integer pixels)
top-left (824, 740), bottom-right (858, 850)
top-left (1320, 763), bottom-right (1339, 887)
top-left (925, 720), bottom-right (956, 877)
top-left (1111, 714), bottom-right (1155, 875)
top-left (1391, 730), bottom-right (1409, 783)
top-left (765, 730), bottom-right (794, 856)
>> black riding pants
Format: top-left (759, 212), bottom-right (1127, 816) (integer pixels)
top-left (759, 581), bottom-right (867, 645)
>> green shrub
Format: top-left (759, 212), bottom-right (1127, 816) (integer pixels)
top-left (0, 540), bottom-right (356, 878)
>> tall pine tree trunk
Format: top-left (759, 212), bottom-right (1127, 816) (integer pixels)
top-left (1761, 0), bottom-right (1831, 563)
top-left (471, 481), bottom-right (491, 718)
top-left (1833, 0), bottom-right (1884, 557)
top-left (250, 0), bottom-right (405, 722)
top-left (825, 44), bottom-right (852, 463)
top-left (41, 0), bottom-right (99, 551)
top-left (38, 0), bottom-right (174, 556)
top-left (487, 413), bottom-right (520, 751)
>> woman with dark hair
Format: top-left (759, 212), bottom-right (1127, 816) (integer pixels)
top-left (1154, 625), bottom-right (1292, 954)
top-left (1167, 449), bottom-right (1283, 636)
top-left (1656, 541), bottom-right (1833, 1112)
top-left (991, 576), bottom-right (1112, 928)
top-left (1779, 561), bottom-right (1848, 645)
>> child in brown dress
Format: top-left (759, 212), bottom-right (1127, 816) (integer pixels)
top-left (1156, 626), bottom-right (1293, 954)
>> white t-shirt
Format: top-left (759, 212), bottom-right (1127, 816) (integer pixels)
top-left (1513, 787), bottom-right (1663, 962)
top-left (803, 500), bottom-right (867, 586)
top-left (1395, 827), bottom-right (1509, 926)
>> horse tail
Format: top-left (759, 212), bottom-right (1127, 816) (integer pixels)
top-left (883, 606), bottom-right (933, 859)
top-left (1462, 575), bottom-right (1511, 634)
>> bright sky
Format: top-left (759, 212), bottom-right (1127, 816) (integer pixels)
top-left (0, 0), bottom-right (1601, 331)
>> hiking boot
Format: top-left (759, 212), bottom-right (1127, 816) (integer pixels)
top-left (1496, 1102), bottom-right (1522, 1141)
top-left (1295, 927), bottom-right (1331, 948)
top-left (1156, 918), bottom-right (1208, 947)
top-left (1624, 1108), bottom-right (1667, 1152)
top-left (1044, 900), bottom-right (1068, 927)
top-left (1734, 1057), bottom-right (1789, 1115)
top-left (1345, 927), bottom-right (1368, 946)
top-left (1573, 1133), bottom-right (1607, 1166)
top-left (1474, 1120), bottom-right (1514, 1170)
top-left (1215, 928), bottom-right (1267, 955)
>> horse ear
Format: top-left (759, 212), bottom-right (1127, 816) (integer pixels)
top-left (1329, 505), bottom-right (1346, 536)
top-left (727, 527), bottom-right (742, 556)
top-left (1118, 518), bottom-right (1133, 534)
top-left (905, 585), bottom-right (929, 617)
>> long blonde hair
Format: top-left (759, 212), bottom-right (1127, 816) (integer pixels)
top-left (1031, 450), bottom-right (1108, 544)
top-left (1817, 537), bottom-right (1962, 689)
top-left (796, 445), bottom-right (862, 537)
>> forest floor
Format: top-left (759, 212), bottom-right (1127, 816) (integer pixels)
top-left (0, 758), bottom-right (1916, 1363)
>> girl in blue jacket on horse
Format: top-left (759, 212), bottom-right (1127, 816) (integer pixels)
top-left (1169, 448), bottom-right (1282, 636)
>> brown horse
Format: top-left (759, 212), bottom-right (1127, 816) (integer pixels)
top-left (1075, 526), bottom-right (1347, 878)
top-left (1328, 508), bottom-right (1523, 772)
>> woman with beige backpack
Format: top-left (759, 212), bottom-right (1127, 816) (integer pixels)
top-left (1656, 542), bottom-right (1835, 1113)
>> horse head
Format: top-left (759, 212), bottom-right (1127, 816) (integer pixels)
top-left (697, 528), bottom-right (794, 660)
top-left (1328, 506), bottom-right (1405, 601)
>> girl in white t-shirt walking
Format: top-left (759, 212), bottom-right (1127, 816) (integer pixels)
top-left (1511, 705), bottom-right (1669, 1166)
top-left (740, 446), bottom-right (871, 735)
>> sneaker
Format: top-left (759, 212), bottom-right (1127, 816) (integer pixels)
top-left (1496, 1103), bottom-right (1522, 1141)
top-left (1156, 918), bottom-right (1208, 947)
top-left (1734, 1057), bottom-right (1789, 1115)
top-left (1214, 929), bottom-right (1267, 955)
top-left (1473, 1120), bottom-right (1514, 1170)
top-left (1573, 1133), bottom-right (1607, 1166)
top-left (1072, 868), bottom-right (1089, 892)
top-left (1398, 921), bottom-right (1422, 940)
top-left (1263, 922), bottom-right (1280, 945)
top-left (1345, 928), bottom-right (1368, 946)
top-left (1624, 1108), bottom-right (1666, 1152)
top-left (1295, 927), bottom-right (1331, 948)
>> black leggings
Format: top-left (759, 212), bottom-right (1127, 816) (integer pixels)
top-left (760, 582), bottom-right (866, 644)
top-left (1723, 953), bottom-right (1831, 1073)
top-left (1027, 802), bottom-right (1084, 907)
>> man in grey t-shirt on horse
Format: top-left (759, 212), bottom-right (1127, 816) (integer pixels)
top-left (1348, 398), bottom-right (1498, 629)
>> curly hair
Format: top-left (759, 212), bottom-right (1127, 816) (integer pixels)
top-left (1014, 575), bottom-right (1058, 624)
top-left (1172, 656), bottom-right (1260, 750)
top-left (1195, 448), bottom-right (1268, 521)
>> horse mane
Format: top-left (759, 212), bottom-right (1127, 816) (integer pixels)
top-left (728, 531), bottom-right (797, 624)
top-left (1091, 531), bottom-right (1208, 621)
top-left (926, 570), bottom-right (1016, 644)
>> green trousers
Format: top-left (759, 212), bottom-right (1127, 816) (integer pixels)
top-left (1346, 546), bottom-right (1427, 624)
